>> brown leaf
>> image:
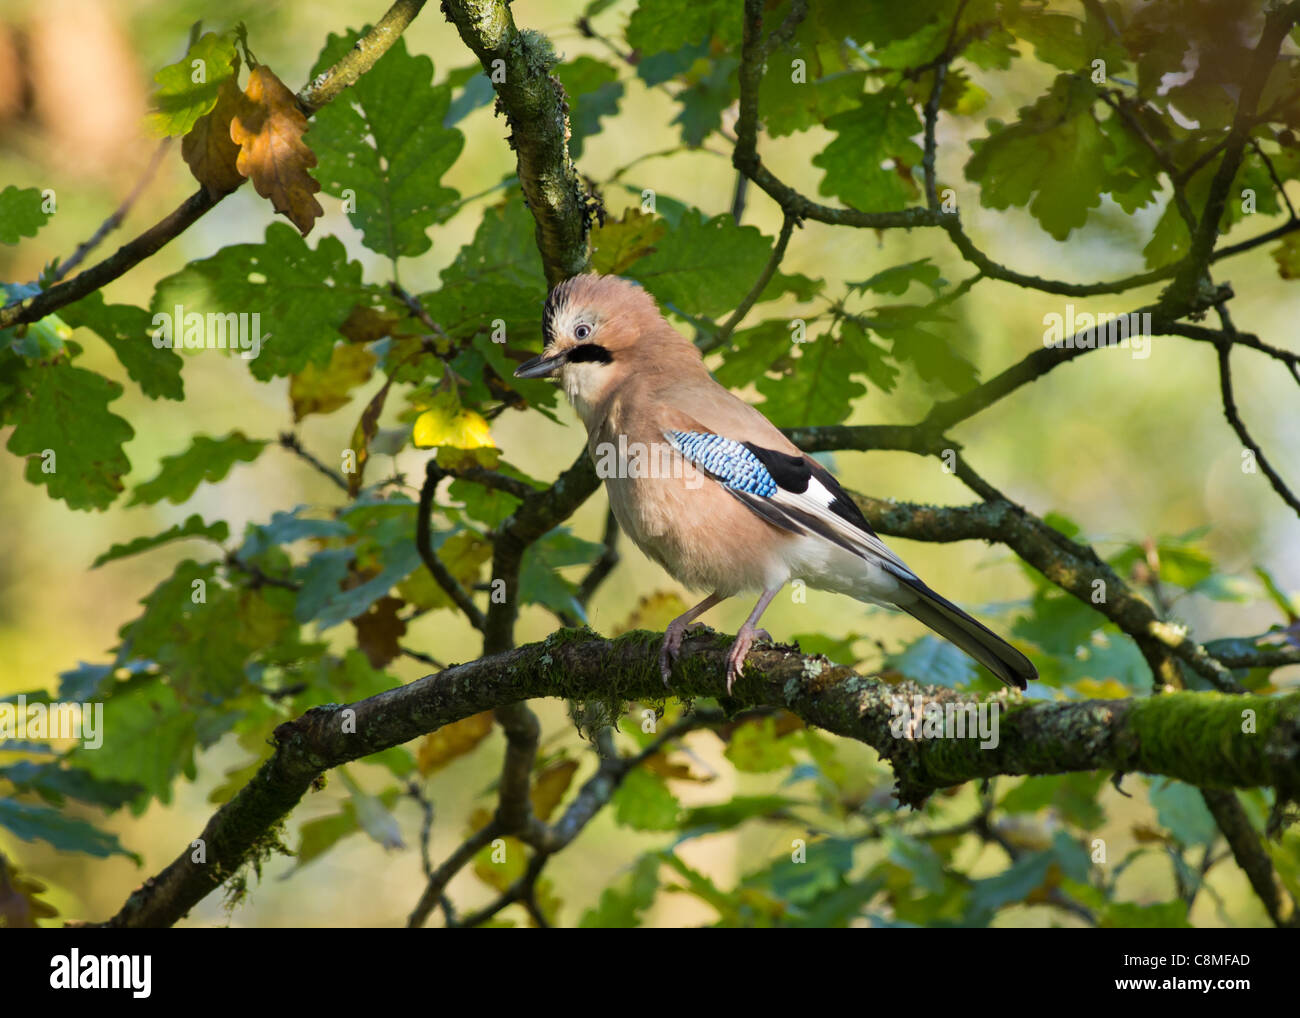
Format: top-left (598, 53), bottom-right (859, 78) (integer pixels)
top-left (182, 75), bottom-right (246, 198)
top-left (417, 711), bottom-right (494, 775)
top-left (230, 65), bottom-right (323, 235)
top-left (530, 758), bottom-right (580, 822)
top-left (347, 375), bottom-right (393, 496)
top-left (351, 594), bottom-right (407, 669)
top-left (642, 751), bottom-right (712, 783)
top-left (339, 305), bottom-right (403, 344)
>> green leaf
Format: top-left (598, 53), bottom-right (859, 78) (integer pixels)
top-left (309, 33), bottom-right (464, 260)
top-left (70, 679), bottom-right (198, 806)
top-left (965, 75), bottom-right (1110, 241)
top-left (754, 328), bottom-right (867, 427)
top-left (966, 850), bottom-right (1053, 917)
top-left (519, 528), bottom-right (604, 618)
top-left (758, 12), bottom-right (864, 138)
top-left (1101, 900), bottom-right (1192, 928)
top-left (724, 717), bottom-right (798, 773)
top-left (748, 837), bottom-right (855, 906)
top-left (151, 223), bottom-right (373, 380)
top-left (626, 0), bottom-right (742, 55)
top-left (129, 431), bottom-right (266, 506)
top-left (671, 58), bottom-right (736, 147)
top-left (0, 186), bottom-right (52, 243)
top-left (1272, 233), bottom-right (1300, 279)
top-left (60, 291), bottom-right (184, 400)
top-left (813, 87), bottom-right (923, 212)
top-left (1, 284), bottom-right (72, 359)
top-left (555, 57), bottom-right (624, 158)
top-left (0, 761), bottom-right (140, 810)
top-left (1148, 778), bottom-right (1218, 846)
top-left (886, 634), bottom-right (977, 687)
top-left (590, 209), bottom-right (667, 275)
top-left (867, 304), bottom-right (976, 393)
top-left (713, 319), bottom-right (794, 389)
top-left (93, 514), bottom-right (229, 568)
top-left (611, 768), bottom-right (680, 831)
top-left (849, 258), bottom-right (946, 297)
top-left (579, 854), bottom-right (661, 928)
top-left (6, 362), bottom-right (133, 510)
top-left (312, 537), bottom-right (422, 629)
top-left (238, 507), bottom-right (351, 560)
top-left (147, 31), bottom-right (238, 137)
top-left (294, 787), bottom-right (403, 869)
top-left (679, 795), bottom-right (800, 834)
top-left (999, 772), bottom-right (1107, 829)
top-left (630, 210), bottom-right (775, 317)
top-left (0, 798), bottom-right (138, 860)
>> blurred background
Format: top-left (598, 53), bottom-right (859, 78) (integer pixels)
top-left (0, 0), bottom-right (1297, 926)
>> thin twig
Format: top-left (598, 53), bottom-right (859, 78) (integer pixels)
top-left (51, 140), bottom-right (173, 283)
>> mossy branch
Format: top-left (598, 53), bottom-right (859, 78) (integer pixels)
top-left (97, 628), bottom-right (1300, 928)
top-left (441, 0), bottom-right (593, 286)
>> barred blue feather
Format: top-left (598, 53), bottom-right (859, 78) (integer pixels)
top-left (665, 431), bottom-right (777, 497)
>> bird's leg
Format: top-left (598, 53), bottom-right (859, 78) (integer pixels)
top-left (725, 586), bottom-right (781, 693)
top-left (660, 592), bottom-right (725, 684)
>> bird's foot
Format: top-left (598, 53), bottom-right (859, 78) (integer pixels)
top-left (660, 621), bottom-right (704, 685)
top-left (724, 626), bottom-right (772, 693)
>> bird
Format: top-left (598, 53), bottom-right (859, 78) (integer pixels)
top-left (514, 273), bottom-right (1037, 694)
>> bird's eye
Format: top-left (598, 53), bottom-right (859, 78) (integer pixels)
top-left (573, 323), bottom-right (592, 340)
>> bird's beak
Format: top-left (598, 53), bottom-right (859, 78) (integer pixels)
top-left (513, 351), bottom-right (566, 379)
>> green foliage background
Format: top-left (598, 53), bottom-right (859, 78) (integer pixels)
top-left (0, 0), bottom-right (1298, 927)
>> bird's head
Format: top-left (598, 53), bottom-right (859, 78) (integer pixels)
top-left (514, 273), bottom-right (690, 420)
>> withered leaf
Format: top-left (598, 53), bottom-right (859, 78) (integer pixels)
top-left (181, 75), bottom-right (246, 198)
top-left (231, 65), bottom-right (323, 235)
top-left (351, 594), bottom-right (407, 669)
top-left (417, 712), bottom-right (494, 775)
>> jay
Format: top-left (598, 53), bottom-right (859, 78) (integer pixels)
top-left (515, 274), bottom-right (1037, 693)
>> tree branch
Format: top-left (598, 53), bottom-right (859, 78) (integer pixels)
top-left (0, 0), bottom-right (433, 331)
top-left (441, 0), bottom-right (592, 286)
top-left (97, 628), bottom-right (1300, 927)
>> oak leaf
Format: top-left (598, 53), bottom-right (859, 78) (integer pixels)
top-left (231, 65), bottom-right (323, 235)
top-left (182, 76), bottom-right (246, 198)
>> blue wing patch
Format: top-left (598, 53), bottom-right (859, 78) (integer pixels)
top-left (665, 430), bottom-right (777, 497)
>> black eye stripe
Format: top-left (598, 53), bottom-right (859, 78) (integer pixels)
top-left (565, 344), bottom-right (612, 365)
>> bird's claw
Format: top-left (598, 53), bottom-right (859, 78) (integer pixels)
top-left (723, 626), bottom-right (771, 694)
top-left (660, 621), bottom-right (711, 686)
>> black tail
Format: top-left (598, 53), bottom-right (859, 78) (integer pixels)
top-left (897, 577), bottom-right (1036, 690)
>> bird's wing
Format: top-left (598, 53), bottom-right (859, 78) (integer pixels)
top-left (662, 426), bottom-right (916, 578)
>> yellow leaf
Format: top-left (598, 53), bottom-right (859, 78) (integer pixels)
top-left (397, 532), bottom-right (492, 611)
top-left (1074, 678), bottom-right (1132, 699)
top-left (412, 393), bottom-right (496, 453)
top-left (590, 208), bottom-right (666, 275)
top-left (231, 65), bottom-right (323, 235)
top-left (417, 711), bottom-right (494, 775)
top-left (530, 758), bottom-right (579, 822)
top-left (289, 343), bottom-right (377, 421)
top-left (612, 591), bottom-right (689, 635)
